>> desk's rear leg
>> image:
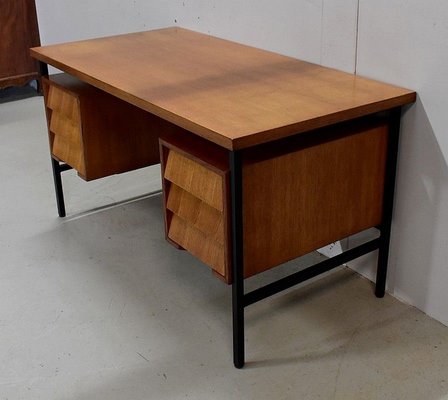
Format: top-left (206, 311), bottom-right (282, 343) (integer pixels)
top-left (376, 107), bottom-right (402, 298)
top-left (230, 150), bottom-right (245, 368)
top-left (50, 157), bottom-right (68, 218)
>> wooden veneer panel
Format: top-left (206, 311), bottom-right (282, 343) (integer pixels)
top-left (160, 133), bottom-right (231, 282)
top-left (43, 73), bottom-right (174, 181)
top-left (169, 214), bottom-right (226, 277)
top-left (242, 118), bottom-right (389, 277)
top-left (161, 114), bottom-right (390, 283)
top-left (164, 150), bottom-right (224, 211)
top-left (167, 184), bottom-right (225, 245)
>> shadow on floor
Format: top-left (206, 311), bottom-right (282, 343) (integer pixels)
top-left (0, 82), bottom-right (39, 104)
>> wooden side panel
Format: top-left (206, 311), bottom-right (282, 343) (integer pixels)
top-left (164, 150), bottom-right (224, 211)
top-left (242, 123), bottom-right (389, 277)
top-left (78, 89), bottom-right (164, 180)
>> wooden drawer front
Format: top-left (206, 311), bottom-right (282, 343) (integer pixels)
top-left (169, 214), bottom-right (225, 276)
top-left (160, 136), bottom-right (230, 283)
top-left (50, 114), bottom-right (84, 173)
top-left (46, 84), bottom-right (80, 121)
top-left (164, 150), bottom-right (224, 211)
top-left (167, 184), bottom-right (225, 245)
top-left (49, 110), bottom-right (81, 140)
top-left (46, 84), bottom-right (85, 175)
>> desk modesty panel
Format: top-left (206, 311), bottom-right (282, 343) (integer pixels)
top-left (31, 27), bottom-right (416, 368)
top-left (31, 27), bottom-right (415, 150)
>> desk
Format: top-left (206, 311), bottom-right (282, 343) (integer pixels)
top-left (31, 27), bottom-right (416, 368)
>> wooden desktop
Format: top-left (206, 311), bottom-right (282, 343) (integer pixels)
top-left (31, 27), bottom-right (416, 368)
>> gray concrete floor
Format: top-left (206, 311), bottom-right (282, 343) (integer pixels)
top-left (1, 96), bottom-right (448, 400)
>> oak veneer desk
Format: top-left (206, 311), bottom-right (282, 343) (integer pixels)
top-left (31, 27), bottom-right (416, 368)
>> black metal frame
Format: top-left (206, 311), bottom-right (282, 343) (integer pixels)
top-left (229, 108), bottom-right (402, 368)
top-left (39, 61), bottom-right (71, 218)
top-left (51, 157), bottom-right (72, 217)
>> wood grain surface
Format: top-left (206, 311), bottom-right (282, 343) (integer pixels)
top-left (167, 184), bottom-right (225, 245)
top-left (43, 74), bottom-right (165, 180)
top-left (168, 214), bottom-right (226, 276)
top-left (164, 149), bottom-right (224, 211)
top-left (160, 134), bottom-right (231, 282)
top-left (1, 0), bottom-right (40, 88)
top-left (242, 117), bottom-right (389, 276)
top-left (31, 28), bottom-right (415, 149)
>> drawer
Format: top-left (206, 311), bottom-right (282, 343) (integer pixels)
top-left (166, 183), bottom-right (225, 245)
top-left (46, 82), bottom-right (80, 121)
top-left (49, 110), bottom-right (82, 140)
top-left (168, 214), bottom-right (226, 276)
top-left (164, 150), bottom-right (224, 211)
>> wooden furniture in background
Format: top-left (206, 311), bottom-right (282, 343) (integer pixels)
top-left (30, 28), bottom-right (416, 368)
top-left (0, 0), bottom-right (41, 89)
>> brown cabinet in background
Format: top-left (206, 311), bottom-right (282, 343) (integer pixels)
top-left (0, 0), bottom-right (41, 89)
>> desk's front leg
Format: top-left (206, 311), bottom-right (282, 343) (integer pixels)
top-left (375, 107), bottom-right (402, 297)
top-left (38, 61), bottom-right (68, 217)
top-left (230, 150), bottom-right (245, 369)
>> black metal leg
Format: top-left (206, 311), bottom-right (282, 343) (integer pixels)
top-left (38, 61), bottom-right (49, 77)
top-left (227, 108), bottom-right (403, 366)
top-left (375, 108), bottom-right (402, 298)
top-left (40, 61), bottom-right (66, 217)
top-left (51, 157), bottom-right (67, 218)
top-left (230, 150), bottom-right (245, 368)
top-left (37, 61), bottom-right (48, 96)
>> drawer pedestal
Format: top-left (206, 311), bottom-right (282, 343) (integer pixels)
top-left (160, 115), bottom-right (389, 283)
top-left (43, 74), bottom-right (163, 181)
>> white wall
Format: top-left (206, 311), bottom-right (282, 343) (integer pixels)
top-left (34, 1), bottom-right (448, 326)
top-left (35, 0), bottom-right (358, 71)
top-left (348, 0), bottom-right (448, 326)
top-left (35, 0), bottom-right (174, 43)
top-left (168, 0), bottom-right (359, 73)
